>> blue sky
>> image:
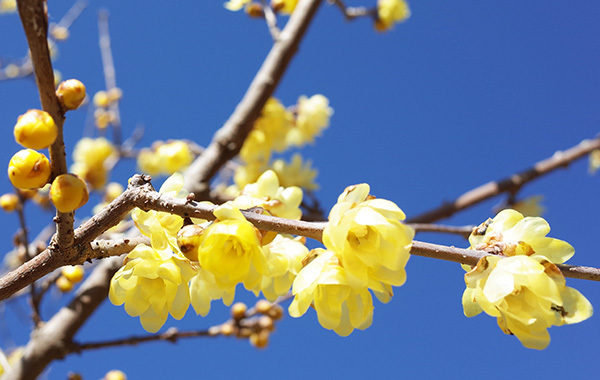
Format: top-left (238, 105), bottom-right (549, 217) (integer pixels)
top-left (1, 1), bottom-right (599, 379)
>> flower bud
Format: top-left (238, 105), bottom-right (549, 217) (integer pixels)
top-left (246, 3), bottom-right (264, 17)
top-left (50, 173), bottom-right (89, 213)
top-left (8, 149), bottom-right (51, 189)
top-left (13, 109), bottom-right (58, 149)
top-left (56, 79), bottom-right (86, 110)
top-left (0, 193), bottom-right (20, 212)
top-left (177, 224), bottom-right (204, 261)
top-left (93, 91), bottom-right (109, 108)
top-left (231, 302), bottom-right (248, 320)
top-left (56, 275), bottom-right (73, 292)
top-left (249, 330), bottom-right (269, 349)
top-left (255, 299), bottom-right (272, 314)
top-left (62, 265), bottom-right (84, 283)
top-left (104, 370), bottom-right (127, 380)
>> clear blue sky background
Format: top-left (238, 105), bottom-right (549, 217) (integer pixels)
top-left (1, 1), bottom-right (599, 379)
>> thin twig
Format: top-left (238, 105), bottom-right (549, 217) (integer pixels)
top-left (70, 327), bottom-right (217, 352)
top-left (98, 9), bottom-right (123, 147)
top-left (185, 0), bottom-right (323, 198)
top-left (329, 0), bottom-right (373, 20)
top-left (17, 0), bottom-right (74, 248)
top-left (261, 0), bottom-right (281, 40)
top-left (55, 0), bottom-right (87, 30)
top-left (407, 135), bottom-right (600, 223)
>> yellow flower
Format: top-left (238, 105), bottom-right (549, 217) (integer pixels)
top-left (233, 169), bottom-right (303, 220)
top-left (254, 97), bottom-right (293, 153)
top-left (224, 0), bottom-right (251, 11)
top-left (323, 184), bottom-right (414, 292)
top-left (375, 0), bottom-right (410, 32)
top-left (589, 148), bottom-right (600, 175)
top-left (253, 234), bottom-right (308, 301)
top-left (8, 149), bottom-right (51, 189)
top-left (109, 241), bottom-right (196, 333)
top-left (463, 254), bottom-right (592, 349)
top-left (0, 0), bottom-right (16, 14)
top-left (233, 161), bottom-right (267, 190)
top-left (469, 209), bottom-right (574, 264)
top-left (71, 137), bottom-right (116, 190)
top-left (189, 267), bottom-right (236, 316)
top-left (137, 140), bottom-right (193, 177)
top-left (13, 109), bottom-right (57, 150)
top-left (197, 203), bottom-right (268, 291)
top-left (270, 153), bottom-right (319, 190)
top-left (289, 249), bottom-right (374, 336)
top-left (507, 195), bottom-right (545, 217)
top-left (271, 0), bottom-right (298, 14)
top-left (286, 94), bottom-right (333, 147)
top-left (132, 173), bottom-right (188, 250)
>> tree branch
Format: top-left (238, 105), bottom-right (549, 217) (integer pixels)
top-left (16, 0), bottom-right (74, 248)
top-left (407, 135), bottom-right (600, 223)
top-left (2, 256), bottom-right (123, 380)
top-left (184, 0), bottom-right (323, 198)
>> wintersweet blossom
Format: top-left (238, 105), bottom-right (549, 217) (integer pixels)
top-left (189, 267), bottom-right (236, 316)
top-left (323, 183), bottom-right (414, 291)
top-left (286, 94), bottom-right (333, 147)
top-left (109, 241), bottom-right (197, 333)
top-left (253, 234), bottom-right (308, 301)
top-left (132, 173), bottom-right (188, 250)
top-left (196, 203), bottom-right (268, 292)
top-left (272, 0), bottom-right (299, 15)
top-left (137, 140), bottom-right (193, 177)
top-left (468, 209), bottom-right (574, 264)
top-left (271, 153), bottom-right (319, 190)
top-left (233, 169), bottom-right (303, 220)
top-left (463, 254), bottom-right (592, 349)
top-left (462, 209), bottom-right (592, 349)
top-left (375, 0), bottom-right (410, 32)
top-left (289, 249), bottom-right (374, 336)
top-left (224, 0), bottom-right (251, 11)
top-left (71, 137), bottom-right (116, 189)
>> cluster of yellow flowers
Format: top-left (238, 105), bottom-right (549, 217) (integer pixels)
top-left (289, 183), bottom-right (414, 335)
top-left (137, 140), bottom-right (194, 177)
top-left (463, 209), bottom-right (593, 349)
top-left (110, 172), bottom-right (414, 338)
top-left (71, 137), bottom-right (116, 191)
top-left (7, 80), bottom-right (89, 214)
top-left (109, 171), bottom-right (308, 333)
top-left (92, 88), bottom-right (122, 129)
top-left (56, 265), bottom-right (85, 292)
top-left (234, 95), bottom-right (332, 191)
top-left (0, 0), bottom-right (16, 14)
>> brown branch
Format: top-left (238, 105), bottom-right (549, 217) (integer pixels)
top-left (69, 327), bottom-right (217, 352)
top-left (2, 256), bottom-right (123, 380)
top-left (17, 0), bottom-right (74, 248)
top-left (408, 223), bottom-right (474, 238)
top-left (407, 135), bottom-right (600, 223)
top-left (184, 0), bottom-right (323, 198)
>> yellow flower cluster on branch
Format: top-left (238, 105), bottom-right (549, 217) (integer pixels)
top-left (137, 140), bottom-right (194, 177)
top-left (462, 209), bottom-right (593, 349)
top-left (290, 183), bottom-right (414, 335)
top-left (234, 95), bottom-right (332, 191)
top-left (71, 137), bottom-right (116, 190)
